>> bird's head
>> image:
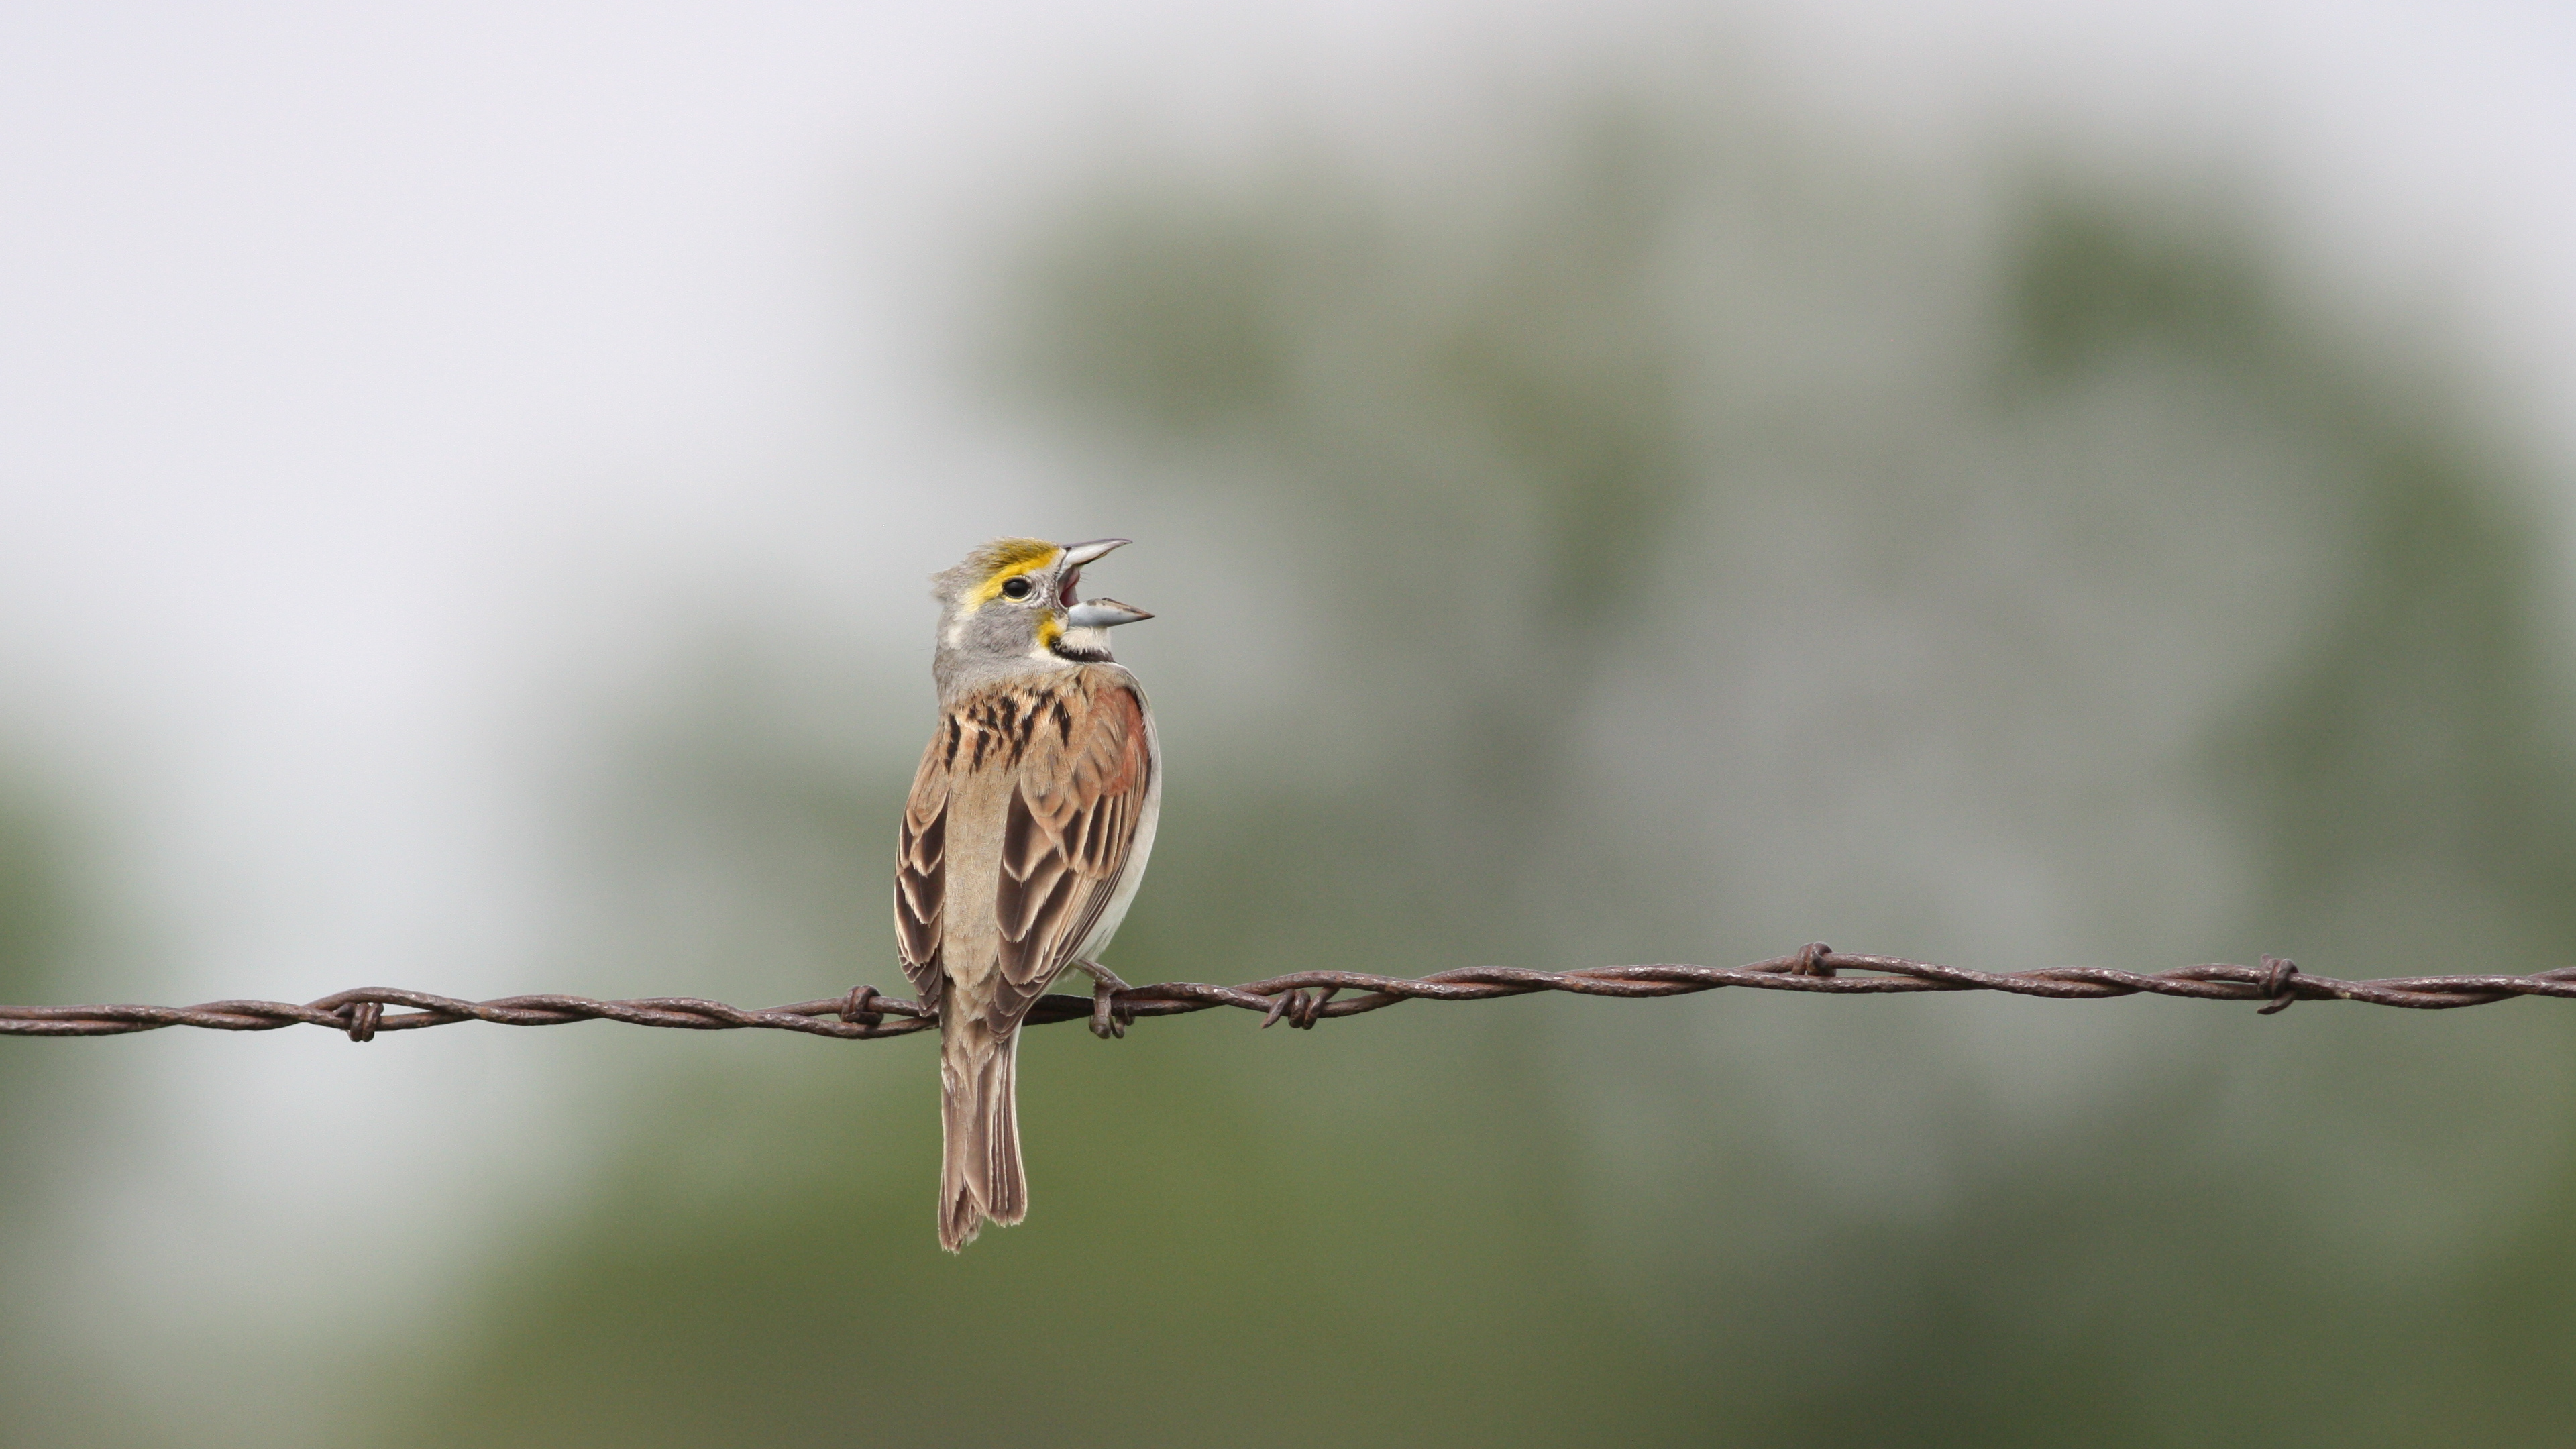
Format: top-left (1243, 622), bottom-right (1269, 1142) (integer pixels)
top-left (931, 536), bottom-right (1152, 686)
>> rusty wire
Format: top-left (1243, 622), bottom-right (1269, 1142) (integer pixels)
top-left (5, 947), bottom-right (2576, 1043)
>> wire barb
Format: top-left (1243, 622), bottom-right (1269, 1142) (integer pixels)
top-left (2256, 955), bottom-right (2301, 1015)
top-left (839, 985), bottom-right (883, 1028)
top-left (7, 949), bottom-right (2576, 1041)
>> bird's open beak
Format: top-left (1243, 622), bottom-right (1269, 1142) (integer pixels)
top-left (1066, 598), bottom-right (1152, 629)
top-left (1059, 538), bottom-right (1130, 568)
top-left (1055, 539), bottom-right (1133, 610)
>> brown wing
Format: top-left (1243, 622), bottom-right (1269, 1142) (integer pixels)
top-left (990, 676), bottom-right (1152, 1023)
top-left (894, 716), bottom-right (956, 1009)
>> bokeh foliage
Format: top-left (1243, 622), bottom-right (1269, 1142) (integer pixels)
top-left (377, 95), bottom-right (2576, 1446)
top-left (0, 778), bottom-right (125, 1448)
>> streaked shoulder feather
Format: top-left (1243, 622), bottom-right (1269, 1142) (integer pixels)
top-left (991, 668), bottom-right (1152, 1019)
top-left (898, 667), bottom-right (1151, 1024)
top-left (895, 713), bottom-right (955, 1006)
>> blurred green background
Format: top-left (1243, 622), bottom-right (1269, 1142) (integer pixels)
top-left (6, 10), bottom-right (2576, 1448)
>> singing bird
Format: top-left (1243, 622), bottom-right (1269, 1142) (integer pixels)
top-left (898, 537), bottom-right (1160, 1251)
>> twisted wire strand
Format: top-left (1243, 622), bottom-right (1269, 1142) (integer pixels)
top-left (7, 948), bottom-right (2576, 1042)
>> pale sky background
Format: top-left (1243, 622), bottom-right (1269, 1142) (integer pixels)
top-left (1, 0), bottom-right (2571, 1420)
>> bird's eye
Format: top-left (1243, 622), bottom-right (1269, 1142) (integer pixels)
top-left (1000, 576), bottom-right (1034, 600)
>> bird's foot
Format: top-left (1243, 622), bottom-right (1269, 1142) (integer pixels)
top-left (1069, 959), bottom-right (1136, 1039)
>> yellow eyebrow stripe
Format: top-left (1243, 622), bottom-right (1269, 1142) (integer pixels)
top-left (964, 539), bottom-right (1063, 608)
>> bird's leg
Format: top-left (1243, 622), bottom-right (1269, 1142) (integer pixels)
top-left (1067, 959), bottom-right (1134, 1039)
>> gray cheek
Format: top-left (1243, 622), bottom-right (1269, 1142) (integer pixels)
top-left (963, 606), bottom-right (1038, 657)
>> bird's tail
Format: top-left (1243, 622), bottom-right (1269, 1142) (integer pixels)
top-left (938, 1016), bottom-right (1025, 1252)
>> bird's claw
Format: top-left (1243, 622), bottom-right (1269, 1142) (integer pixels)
top-left (1091, 1000), bottom-right (1128, 1039)
top-left (1075, 961), bottom-right (1134, 1039)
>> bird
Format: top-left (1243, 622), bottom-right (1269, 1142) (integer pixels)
top-left (896, 536), bottom-right (1160, 1251)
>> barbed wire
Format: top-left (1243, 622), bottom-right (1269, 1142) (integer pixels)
top-left (6, 947), bottom-right (2576, 1044)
